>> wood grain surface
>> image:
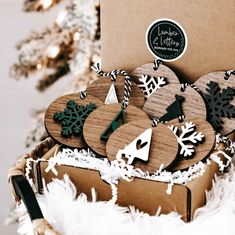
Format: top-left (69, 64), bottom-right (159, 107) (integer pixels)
top-left (106, 120), bottom-right (179, 173)
top-left (86, 77), bottom-right (145, 109)
top-left (195, 71), bottom-right (235, 135)
top-left (143, 84), bottom-right (207, 121)
top-left (83, 103), bottom-right (149, 156)
top-left (131, 63), bottom-right (180, 85)
top-left (44, 94), bottom-right (103, 148)
top-left (168, 117), bottom-right (216, 171)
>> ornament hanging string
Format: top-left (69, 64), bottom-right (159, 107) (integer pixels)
top-left (79, 91), bottom-right (87, 100)
top-left (153, 58), bottom-right (162, 71)
top-left (224, 69), bottom-right (235, 80)
top-left (152, 83), bottom-right (200, 127)
top-left (152, 118), bottom-right (160, 127)
top-left (92, 62), bottom-right (132, 109)
top-left (180, 83), bottom-right (200, 93)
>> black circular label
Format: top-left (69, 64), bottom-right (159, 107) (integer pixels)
top-left (146, 19), bottom-right (187, 61)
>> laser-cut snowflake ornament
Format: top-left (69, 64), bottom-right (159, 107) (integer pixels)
top-left (205, 81), bottom-right (235, 132)
top-left (168, 122), bottom-right (204, 158)
top-left (138, 75), bottom-right (167, 98)
top-left (54, 100), bottom-right (96, 137)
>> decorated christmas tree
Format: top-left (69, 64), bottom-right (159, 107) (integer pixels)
top-left (11, 0), bottom-right (100, 147)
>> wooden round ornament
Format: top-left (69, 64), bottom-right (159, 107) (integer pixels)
top-left (143, 84), bottom-right (207, 122)
top-left (85, 77), bottom-right (145, 109)
top-left (194, 71), bottom-right (235, 135)
top-left (167, 117), bottom-right (216, 171)
top-left (83, 103), bottom-right (149, 156)
top-left (106, 120), bottom-right (179, 173)
top-left (131, 62), bottom-right (180, 85)
top-left (44, 94), bottom-right (103, 148)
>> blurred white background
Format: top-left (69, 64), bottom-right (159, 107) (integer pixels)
top-left (0, 1), bottom-right (72, 233)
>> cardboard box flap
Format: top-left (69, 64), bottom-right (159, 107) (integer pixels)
top-left (40, 161), bottom-right (191, 221)
top-left (118, 178), bottom-right (191, 220)
top-left (101, 0), bottom-right (235, 82)
top-left (38, 145), bottom-right (228, 221)
top-left (185, 150), bottom-right (226, 220)
top-left (40, 163), bottom-right (113, 201)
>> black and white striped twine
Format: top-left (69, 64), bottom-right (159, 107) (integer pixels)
top-left (92, 62), bottom-right (132, 109)
top-left (80, 91), bottom-right (87, 100)
top-left (180, 83), bottom-right (200, 92)
top-left (224, 69), bottom-right (235, 80)
top-left (153, 59), bottom-right (162, 71)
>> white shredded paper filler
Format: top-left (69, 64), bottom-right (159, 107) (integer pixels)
top-left (25, 134), bottom-right (235, 197)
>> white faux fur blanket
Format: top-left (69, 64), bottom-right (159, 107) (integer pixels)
top-left (17, 164), bottom-right (235, 235)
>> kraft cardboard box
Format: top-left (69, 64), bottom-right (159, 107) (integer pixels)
top-left (36, 146), bottom-right (223, 222)
top-left (101, 0), bottom-right (235, 82)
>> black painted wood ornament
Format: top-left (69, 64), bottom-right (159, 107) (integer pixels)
top-left (143, 84), bottom-right (207, 122)
top-left (167, 117), bottom-right (216, 171)
top-left (195, 71), bottom-right (235, 135)
top-left (131, 61), bottom-right (180, 98)
top-left (44, 94), bottom-right (103, 148)
top-left (205, 81), bottom-right (235, 131)
top-left (83, 103), bottom-right (149, 156)
top-left (106, 120), bottom-right (179, 173)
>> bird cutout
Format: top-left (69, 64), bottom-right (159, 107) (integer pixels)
top-left (116, 128), bottom-right (152, 165)
top-left (100, 109), bottom-right (126, 141)
top-left (143, 84), bottom-right (207, 122)
top-left (204, 81), bottom-right (235, 132)
top-left (104, 84), bottom-right (119, 104)
top-left (53, 100), bottom-right (96, 137)
top-left (138, 75), bottom-right (167, 98)
top-left (159, 95), bottom-right (185, 123)
top-left (168, 122), bottom-right (204, 158)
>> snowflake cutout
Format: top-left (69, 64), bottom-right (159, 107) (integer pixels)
top-left (54, 100), bottom-right (96, 137)
top-left (138, 75), bottom-right (167, 98)
top-left (205, 81), bottom-right (235, 132)
top-left (168, 122), bottom-right (204, 158)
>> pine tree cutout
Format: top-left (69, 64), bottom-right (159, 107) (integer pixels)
top-left (116, 128), bottom-right (152, 165)
top-left (138, 75), bottom-right (167, 98)
top-left (100, 109), bottom-right (126, 141)
top-left (54, 100), bottom-right (96, 137)
top-left (168, 122), bottom-right (204, 158)
top-left (205, 81), bottom-right (235, 132)
top-left (159, 95), bottom-right (185, 122)
top-left (105, 84), bottom-right (118, 104)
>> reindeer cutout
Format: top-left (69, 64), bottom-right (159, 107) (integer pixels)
top-left (116, 128), bottom-right (152, 165)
